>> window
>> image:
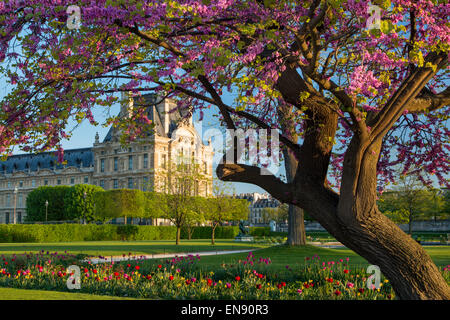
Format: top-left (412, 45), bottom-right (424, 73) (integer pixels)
top-left (19, 181), bottom-right (23, 187)
top-left (57, 179), bottom-right (61, 185)
top-left (17, 212), bottom-right (21, 223)
top-left (128, 178), bottom-right (133, 189)
top-left (128, 147), bottom-right (133, 153)
top-left (18, 194), bottom-right (23, 207)
top-left (114, 157), bottom-right (118, 171)
top-left (44, 180), bottom-right (48, 186)
top-left (70, 177), bottom-right (75, 185)
top-left (143, 154), bottom-right (148, 169)
top-left (84, 176), bottom-right (89, 184)
top-left (7, 181), bottom-right (11, 188)
top-left (32, 180), bottom-right (36, 188)
top-left (113, 179), bottom-right (118, 189)
top-left (162, 154), bottom-right (167, 169)
top-left (5, 213), bottom-right (9, 224)
top-left (128, 155), bottom-right (133, 170)
top-left (114, 149), bottom-right (118, 154)
top-left (100, 180), bottom-right (105, 189)
top-left (6, 195), bottom-right (10, 207)
top-left (100, 159), bottom-right (105, 172)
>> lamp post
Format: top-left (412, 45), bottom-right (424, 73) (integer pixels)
top-left (45, 200), bottom-right (48, 223)
top-left (13, 186), bottom-right (18, 224)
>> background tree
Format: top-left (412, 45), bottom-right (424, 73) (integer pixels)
top-left (93, 189), bottom-right (146, 223)
top-left (155, 156), bottom-right (210, 245)
top-left (206, 181), bottom-right (248, 244)
top-left (426, 188), bottom-right (448, 222)
top-left (143, 191), bottom-right (165, 225)
top-left (261, 203), bottom-right (289, 225)
top-left (378, 172), bottom-right (445, 234)
top-left (1, 0), bottom-right (449, 299)
top-left (64, 184), bottom-right (105, 223)
top-left (183, 196), bottom-right (207, 240)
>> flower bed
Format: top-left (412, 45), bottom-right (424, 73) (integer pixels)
top-left (1, 251), bottom-right (448, 300)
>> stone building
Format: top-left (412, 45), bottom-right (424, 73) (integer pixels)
top-left (235, 192), bottom-right (280, 225)
top-left (0, 93), bottom-right (214, 224)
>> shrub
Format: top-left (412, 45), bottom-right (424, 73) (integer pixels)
top-left (93, 189), bottom-right (146, 221)
top-left (25, 186), bottom-right (71, 222)
top-left (64, 184), bottom-right (105, 222)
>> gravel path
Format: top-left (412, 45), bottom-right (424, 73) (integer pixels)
top-left (85, 248), bottom-right (261, 264)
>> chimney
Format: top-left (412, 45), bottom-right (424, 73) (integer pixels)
top-left (120, 91), bottom-right (133, 118)
top-left (156, 98), bottom-right (170, 135)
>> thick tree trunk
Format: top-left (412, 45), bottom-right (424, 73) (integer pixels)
top-left (280, 108), bottom-right (307, 246)
top-left (287, 205), bottom-right (306, 246)
top-left (333, 137), bottom-right (450, 299)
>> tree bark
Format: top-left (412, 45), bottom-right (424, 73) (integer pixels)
top-left (212, 223), bottom-right (217, 245)
top-left (176, 226), bottom-right (181, 245)
top-left (287, 205), bottom-right (306, 246)
top-left (279, 104), bottom-right (306, 246)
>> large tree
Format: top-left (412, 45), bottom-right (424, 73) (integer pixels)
top-left (0, 0), bottom-right (449, 299)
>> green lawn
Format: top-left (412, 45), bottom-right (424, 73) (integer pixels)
top-left (1, 240), bottom-right (448, 269)
top-left (0, 240), bottom-right (269, 257)
top-left (139, 244), bottom-right (450, 271)
top-left (0, 287), bottom-right (139, 300)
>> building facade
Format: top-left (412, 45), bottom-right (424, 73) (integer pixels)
top-left (0, 93), bottom-right (214, 224)
top-left (235, 192), bottom-right (280, 225)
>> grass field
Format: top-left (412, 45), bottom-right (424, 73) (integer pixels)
top-left (128, 244), bottom-right (450, 271)
top-left (0, 240), bottom-right (268, 257)
top-left (1, 240), bottom-right (448, 268)
top-left (0, 287), bottom-right (138, 300)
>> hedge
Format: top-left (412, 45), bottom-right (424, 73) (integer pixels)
top-left (0, 224), bottom-right (241, 243)
top-left (249, 227), bottom-right (287, 237)
top-left (93, 189), bottom-right (147, 221)
top-left (180, 226), bottom-right (239, 239)
top-left (25, 186), bottom-right (72, 222)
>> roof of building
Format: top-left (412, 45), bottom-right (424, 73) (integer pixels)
top-left (252, 198), bottom-right (280, 208)
top-left (0, 148), bottom-right (93, 174)
top-left (103, 93), bottom-right (191, 142)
